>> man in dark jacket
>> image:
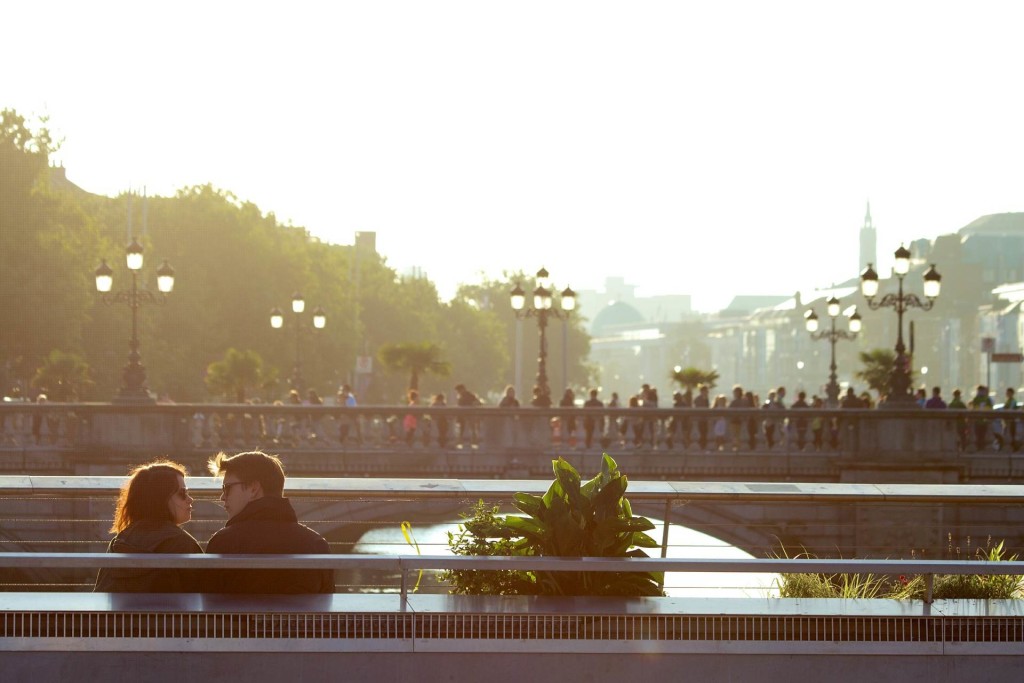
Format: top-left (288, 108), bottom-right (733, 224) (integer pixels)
top-left (205, 450), bottom-right (333, 593)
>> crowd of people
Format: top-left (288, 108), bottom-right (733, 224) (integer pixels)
top-left (10, 378), bottom-right (1016, 455)
top-left (441, 380), bottom-right (1022, 454)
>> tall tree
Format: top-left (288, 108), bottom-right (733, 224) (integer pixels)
top-left (377, 342), bottom-right (451, 392)
top-left (0, 109), bottom-right (102, 395)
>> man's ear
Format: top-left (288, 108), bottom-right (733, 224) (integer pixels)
top-left (249, 481), bottom-right (265, 499)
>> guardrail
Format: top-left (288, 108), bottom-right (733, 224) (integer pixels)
top-left (1, 401), bottom-right (1010, 455)
top-left (3, 477), bottom-right (1024, 590)
top-left (3, 553), bottom-right (1023, 603)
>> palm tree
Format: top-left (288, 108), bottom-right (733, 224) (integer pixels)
top-left (31, 350), bottom-right (92, 401)
top-left (205, 348), bottom-right (265, 403)
top-left (670, 366), bottom-right (719, 391)
top-left (855, 348), bottom-right (904, 399)
top-left (377, 342), bottom-right (452, 391)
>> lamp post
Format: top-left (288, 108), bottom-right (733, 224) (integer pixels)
top-left (270, 292), bottom-right (326, 391)
top-left (860, 245), bottom-right (942, 404)
top-left (510, 268), bottom-right (575, 405)
top-left (804, 297), bottom-right (862, 407)
top-left (94, 237), bottom-right (175, 403)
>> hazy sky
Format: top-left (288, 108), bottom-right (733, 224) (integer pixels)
top-left (6, 2), bottom-right (1023, 312)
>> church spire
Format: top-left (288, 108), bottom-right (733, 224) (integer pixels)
top-left (859, 200), bottom-right (877, 275)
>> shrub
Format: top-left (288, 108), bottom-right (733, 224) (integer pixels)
top-left (441, 455), bottom-right (663, 596)
top-left (774, 539), bottom-right (1023, 600)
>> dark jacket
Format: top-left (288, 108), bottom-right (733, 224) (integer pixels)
top-left (205, 496), bottom-right (333, 594)
top-left (94, 520), bottom-right (203, 593)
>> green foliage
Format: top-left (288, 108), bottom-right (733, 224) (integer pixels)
top-left (855, 348), bottom-right (908, 399)
top-left (456, 273), bottom-right (595, 393)
top-left (772, 547), bottom-right (889, 599)
top-left (442, 501), bottom-right (537, 595)
top-left (0, 109), bottom-right (591, 402)
top-left (897, 539), bottom-right (1024, 600)
top-left (1, 110), bottom-right (102, 395)
top-left (670, 366), bottom-right (719, 391)
top-left (31, 350), bottom-right (92, 401)
top-left (204, 348), bottom-right (265, 403)
top-left (442, 455), bottom-right (664, 597)
top-left (774, 540), bottom-right (1024, 600)
top-left (377, 341), bottom-right (451, 392)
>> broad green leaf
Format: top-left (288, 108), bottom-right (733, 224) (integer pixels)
top-left (631, 531), bottom-right (660, 548)
top-left (512, 492), bottom-right (544, 517)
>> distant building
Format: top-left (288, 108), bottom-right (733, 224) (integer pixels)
top-left (576, 277), bottom-right (693, 334)
top-left (859, 202), bottom-right (877, 274)
top-left (354, 231), bottom-right (377, 254)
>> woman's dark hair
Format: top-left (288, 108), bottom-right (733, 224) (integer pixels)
top-left (110, 460), bottom-right (187, 533)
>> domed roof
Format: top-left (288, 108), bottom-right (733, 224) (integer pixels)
top-left (959, 213), bottom-right (1024, 237)
top-left (591, 301), bottom-right (645, 336)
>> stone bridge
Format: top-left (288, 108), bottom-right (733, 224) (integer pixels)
top-left (2, 402), bottom-right (1022, 486)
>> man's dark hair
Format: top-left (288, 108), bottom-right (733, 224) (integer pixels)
top-left (208, 450), bottom-right (286, 496)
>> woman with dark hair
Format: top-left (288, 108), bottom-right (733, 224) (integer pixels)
top-left (94, 459), bottom-right (203, 592)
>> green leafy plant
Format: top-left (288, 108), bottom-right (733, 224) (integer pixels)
top-left (442, 455), bottom-right (664, 596)
top-left (442, 501), bottom-right (536, 596)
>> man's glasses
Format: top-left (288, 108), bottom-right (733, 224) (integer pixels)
top-left (221, 481), bottom-right (246, 494)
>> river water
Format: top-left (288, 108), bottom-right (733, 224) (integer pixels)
top-left (351, 520), bottom-right (780, 598)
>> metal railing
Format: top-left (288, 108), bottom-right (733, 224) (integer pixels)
top-left (2, 552), bottom-right (1023, 603)
top-left (2, 477), bottom-right (1024, 596)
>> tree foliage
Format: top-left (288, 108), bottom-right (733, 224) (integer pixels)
top-left (456, 273), bottom-right (595, 396)
top-left (205, 348), bottom-right (265, 403)
top-left (855, 348), bottom-right (905, 398)
top-left (0, 108), bottom-right (594, 403)
top-left (670, 366), bottom-right (719, 391)
top-left (376, 342), bottom-right (451, 391)
top-left (31, 350), bottom-right (92, 401)
top-left (1, 110), bottom-right (102, 392)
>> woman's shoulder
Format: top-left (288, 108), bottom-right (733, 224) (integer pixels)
top-left (152, 524), bottom-right (203, 553)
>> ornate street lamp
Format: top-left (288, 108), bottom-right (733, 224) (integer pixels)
top-left (805, 297), bottom-right (862, 406)
top-left (510, 267), bottom-right (575, 405)
top-left (270, 291), bottom-right (326, 391)
top-left (94, 238), bottom-right (175, 403)
top-left (860, 245), bottom-right (942, 404)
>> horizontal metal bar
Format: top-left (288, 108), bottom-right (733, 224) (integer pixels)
top-left (1, 552), bottom-right (1022, 576)
top-left (2, 476), bottom-right (1023, 503)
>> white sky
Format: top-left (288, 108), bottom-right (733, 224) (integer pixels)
top-left (6, 2), bottom-right (1023, 312)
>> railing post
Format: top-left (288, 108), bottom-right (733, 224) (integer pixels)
top-left (660, 500), bottom-right (671, 559)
